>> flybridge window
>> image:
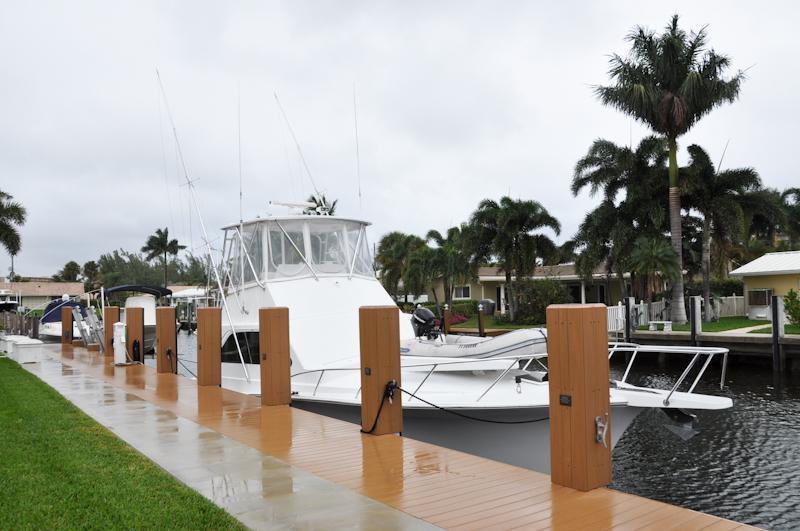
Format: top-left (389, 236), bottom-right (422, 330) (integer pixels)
top-left (226, 223), bottom-right (264, 286)
top-left (267, 221), bottom-right (309, 278)
top-left (309, 221), bottom-right (348, 274)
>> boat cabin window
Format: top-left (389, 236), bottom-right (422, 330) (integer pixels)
top-left (224, 218), bottom-right (375, 284)
top-left (267, 221), bottom-right (309, 278)
top-left (221, 332), bottom-right (260, 364)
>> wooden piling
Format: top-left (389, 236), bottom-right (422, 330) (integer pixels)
top-left (259, 307), bottom-right (291, 406)
top-left (61, 306), bottom-right (73, 344)
top-left (359, 306), bottom-right (402, 436)
top-left (197, 307), bottom-right (221, 387)
top-left (771, 295), bottom-right (786, 373)
top-left (546, 303), bottom-right (611, 491)
top-left (103, 307), bottom-right (120, 357)
top-left (126, 307), bottom-right (145, 363)
top-left (156, 307), bottom-right (177, 374)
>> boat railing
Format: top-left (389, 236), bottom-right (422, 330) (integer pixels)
top-left (290, 351), bottom-right (549, 402)
top-left (608, 342), bottom-right (729, 406)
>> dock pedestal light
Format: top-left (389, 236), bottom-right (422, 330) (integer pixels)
top-left (103, 307), bottom-right (120, 357)
top-left (478, 303), bottom-right (486, 337)
top-left (197, 308), bottom-right (222, 387)
top-left (155, 307), bottom-right (177, 374)
top-left (546, 304), bottom-right (611, 491)
top-left (359, 306), bottom-right (402, 436)
top-left (259, 307), bottom-right (291, 406)
top-left (443, 304), bottom-right (451, 335)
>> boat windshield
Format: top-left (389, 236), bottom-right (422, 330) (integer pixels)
top-left (223, 218), bottom-right (373, 285)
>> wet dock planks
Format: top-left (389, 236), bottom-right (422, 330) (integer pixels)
top-left (40, 344), bottom-right (756, 530)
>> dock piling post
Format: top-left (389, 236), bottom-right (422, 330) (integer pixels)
top-left (623, 297), bottom-right (632, 342)
top-left (126, 307), bottom-right (144, 363)
top-left (259, 307), bottom-right (291, 406)
top-left (197, 308), bottom-right (222, 387)
top-left (359, 306), bottom-right (402, 436)
top-left (103, 307), bottom-right (120, 357)
top-left (478, 304), bottom-right (486, 337)
top-left (690, 296), bottom-right (702, 345)
top-left (155, 307), bottom-right (177, 374)
top-left (546, 303), bottom-right (611, 491)
top-left (771, 296), bottom-right (786, 373)
top-left (61, 307), bottom-right (73, 347)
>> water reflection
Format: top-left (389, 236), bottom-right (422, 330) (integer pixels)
top-left (610, 357), bottom-right (800, 530)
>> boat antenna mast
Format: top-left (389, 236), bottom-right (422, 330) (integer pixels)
top-left (156, 69), bottom-right (251, 382)
top-left (273, 92), bottom-right (330, 213)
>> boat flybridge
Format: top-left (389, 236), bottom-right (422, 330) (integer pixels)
top-left (209, 209), bottom-right (733, 473)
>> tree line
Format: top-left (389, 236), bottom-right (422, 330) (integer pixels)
top-left (377, 15), bottom-right (800, 324)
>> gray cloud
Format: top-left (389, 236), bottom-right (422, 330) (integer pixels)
top-left (1, 1), bottom-right (797, 277)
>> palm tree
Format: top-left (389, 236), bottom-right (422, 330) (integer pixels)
top-left (572, 137), bottom-right (670, 300)
top-left (0, 191), bottom-right (27, 279)
top-left (780, 188), bottom-right (800, 247)
top-left (629, 236), bottom-right (679, 301)
top-left (375, 232), bottom-right (424, 300)
top-left (402, 244), bottom-right (438, 306)
top-left (304, 194), bottom-right (337, 215)
top-left (596, 15), bottom-right (744, 323)
top-left (426, 225), bottom-right (474, 306)
top-left (141, 227), bottom-right (186, 288)
top-left (469, 197), bottom-right (560, 321)
top-left (683, 144), bottom-right (761, 320)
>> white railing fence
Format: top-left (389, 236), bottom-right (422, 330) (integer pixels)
top-left (606, 295), bottom-right (744, 332)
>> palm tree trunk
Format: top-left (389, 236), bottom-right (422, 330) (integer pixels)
top-left (702, 217), bottom-right (712, 322)
top-left (668, 137), bottom-right (688, 324)
top-left (505, 271), bottom-right (515, 322)
top-left (617, 270), bottom-right (626, 300)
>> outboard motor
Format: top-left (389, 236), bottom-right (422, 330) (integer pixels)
top-left (411, 307), bottom-right (437, 339)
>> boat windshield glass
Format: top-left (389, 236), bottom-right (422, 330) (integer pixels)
top-left (224, 218), bottom-right (374, 284)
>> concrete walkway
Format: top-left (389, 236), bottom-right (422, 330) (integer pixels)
top-left (23, 354), bottom-right (436, 530)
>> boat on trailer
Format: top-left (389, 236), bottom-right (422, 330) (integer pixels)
top-left (185, 208), bottom-right (733, 473)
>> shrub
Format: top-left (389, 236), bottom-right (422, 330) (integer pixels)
top-left (785, 289), bottom-right (800, 326)
top-left (513, 279), bottom-right (571, 325)
top-left (685, 278), bottom-right (744, 297)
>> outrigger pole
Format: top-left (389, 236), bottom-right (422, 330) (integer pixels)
top-left (156, 69), bottom-right (251, 382)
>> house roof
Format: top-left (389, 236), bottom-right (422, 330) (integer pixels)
top-left (0, 281), bottom-right (85, 297)
top-left (477, 262), bottom-right (627, 281)
top-left (729, 251), bottom-right (800, 277)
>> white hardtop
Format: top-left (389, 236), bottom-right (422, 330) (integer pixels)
top-left (221, 214), bottom-right (372, 231)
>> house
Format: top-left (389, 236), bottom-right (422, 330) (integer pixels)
top-left (431, 263), bottom-right (632, 314)
top-left (729, 251), bottom-right (800, 320)
top-left (0, 280), bottom-right (85, 311)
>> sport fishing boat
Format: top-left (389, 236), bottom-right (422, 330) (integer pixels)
top-left (188, 206), bottom-right (733, 473)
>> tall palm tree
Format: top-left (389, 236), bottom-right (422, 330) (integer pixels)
top-left (780, 188), bottom-right (800, 247)
top-left (469, 197), bottom-right (560, 321)
top-left (141, 227), bottom-right (186, 288)
top-left (426, 225), bottom-right (474, 306)
top-left (572, 137), bottom-right (670, 300)
top-left (304, 194), bottom-right (337, 215)
top-left (402, 244), bottom-right (439, 306)
top-left (596, 15), bottom-right (744, 323)
top-left (0, 190), bottom-right (27, 279)
top-left (629, 236), bottom-right (679, 301)
top-left (375, 232), bottom-right (424, 300)
top-left (683, 144), bottom-right (761, 320)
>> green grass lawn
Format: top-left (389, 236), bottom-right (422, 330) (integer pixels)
top-left (451, 315), bottom-right (543, 330)
top-left (637, 316), bottom-right (769, 333)
top-left (748, 324), bottom-right (800, 335)
top-left (0, 358), bottom-right (244, 530)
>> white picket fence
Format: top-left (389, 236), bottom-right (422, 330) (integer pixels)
top-left (606, 295), bottom-right (744, 332)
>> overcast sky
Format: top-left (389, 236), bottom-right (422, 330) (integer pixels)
top-left (2, 1), bottom-right (797, 277)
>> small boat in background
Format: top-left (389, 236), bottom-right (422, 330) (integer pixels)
top-left (104, 285), bottom-right (172, 353)
top-left (38, 296), bottom-right (87, 341)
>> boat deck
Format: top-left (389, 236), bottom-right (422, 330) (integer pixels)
top-left (28, 344), bottom-right (755, 530)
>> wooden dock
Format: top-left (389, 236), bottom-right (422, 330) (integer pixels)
top-left (40, 344), bottom-right (755, 530)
